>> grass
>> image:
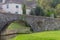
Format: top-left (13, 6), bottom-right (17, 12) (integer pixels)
top-left (8, 22), bottom-right (26, 30)
top-left (7, 21), bottom-right (31, 33)
top-left (11, 31), bottom-right (60, 40)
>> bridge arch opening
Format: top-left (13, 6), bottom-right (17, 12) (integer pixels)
top-left (1, 20), bottom-right (31, 35)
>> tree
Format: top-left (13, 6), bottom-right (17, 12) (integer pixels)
top-left (51, 0), bottom-right (60, 8)
top-left (36, 0), bottom-right (57, 17)
top-left (30, 0), bottom-right (58, 17)
top-left (36, 0), bottom-right (60, 8)
top-left (30, 6), bottom-right (45, 16)
top-left (35, 6), bottom-right (45, 16)
top-left (36, 0), bottom-right (53, 9)
top-left (22, 4), bottom-right (26, 14)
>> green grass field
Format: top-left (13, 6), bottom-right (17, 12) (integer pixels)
top-left (11, 31), bottom-right (60, 40)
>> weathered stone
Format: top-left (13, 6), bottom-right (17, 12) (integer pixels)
top-left (0, 12), bottom-right (60, 33)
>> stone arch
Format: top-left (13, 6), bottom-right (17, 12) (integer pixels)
top-left (0, 20), bottom-right (16, 33)
top-left (0, 20), bottom-right (30, 40)
top-left (0, 20), bottom-right (29, 33)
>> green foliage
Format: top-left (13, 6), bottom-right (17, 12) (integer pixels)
top-left (55, 4), bottom-right (60, 16)
top-left (30, 6), bottom-right (45, 16)
top-left (36, 0), bottom-right (60, 8)
top-left (35, 0), bottom-right (60, 17)
top-left (8, 21), bottom-right (26, 30)
top-left (22, 4), bottom-right (26, 14)
top-left (11, 31), bottom-right (60, 40)
top-left (35, 6), bottom-right (45, 16)
top-left (36, 0), bottom-right (53, 9)
top-left (45, 8), bottom-right (57, 18)
top-left (51, 0), bottom-right (60, 8)
top-left (21, 0), bottom-right (60, 17)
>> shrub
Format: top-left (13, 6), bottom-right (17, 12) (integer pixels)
top-left (30, 6), bottom-right (45, 16)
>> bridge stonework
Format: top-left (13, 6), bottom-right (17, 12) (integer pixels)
top-left (0, 13), bottom-right (60, 33)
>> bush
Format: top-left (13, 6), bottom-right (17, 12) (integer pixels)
top-left (35, 6), bottom-right (45, 16)
top-left (45, 9), bottom-right (57, 18)
top-left (30, 6), bottom-right (45, 16)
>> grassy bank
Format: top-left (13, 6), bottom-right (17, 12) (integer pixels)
top-left (11, 31), bottom-right (60, 40)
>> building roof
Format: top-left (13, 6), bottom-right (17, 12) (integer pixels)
top-left (5, 0), bottom-right (37, 8)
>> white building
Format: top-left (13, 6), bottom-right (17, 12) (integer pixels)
top-left (0, 0), bottom-right (36, 14)
top-left (0, 0), bottom-right (5, 3)
top-left (2, 3), bottom-right (23, 14)
top-left (26, 8), bottom-right (31, 15)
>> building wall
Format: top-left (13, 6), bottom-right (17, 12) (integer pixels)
top-left (2, 3), bottom-right (23, 14)
top-left (0, 0), bottom-right (5, 3)
top-left (2, 0), bottom-right (5, 3)
top-left (26, 9), bottom-right (31, 15)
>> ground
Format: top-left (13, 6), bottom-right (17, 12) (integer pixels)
top-left (10, 31), bottom-right (60, 40)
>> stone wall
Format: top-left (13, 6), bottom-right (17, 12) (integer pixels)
top-left (25, 16), bottom-right (60, 32)
top-left (0, 13), bottom-right (60, 33)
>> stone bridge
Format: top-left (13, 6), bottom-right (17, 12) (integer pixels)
top-left (0, 12), bottom-right (60, 34)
